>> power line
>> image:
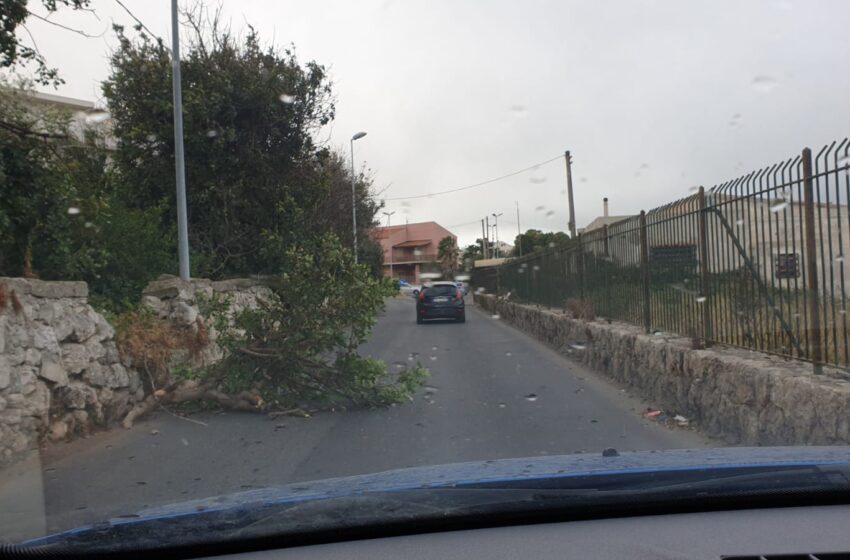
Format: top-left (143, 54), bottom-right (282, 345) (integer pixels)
top-left (114, 0), bottom-right (165, 45)
top-left (384, 154), bottom-right (562, 201)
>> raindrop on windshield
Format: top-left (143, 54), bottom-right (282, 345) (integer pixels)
top-left (524, 393), bottom-right (538, 402)
top-left (509, 104), bottom-right (527, 115)
top-left (836, 255), bottom-right (845, 263)
top-left (279, 94), bottom-right (296, 104)
top-left (545, 210), bottom-right (555, 217)
top-left (505, 351), bottom-right (512, 357)
top-left (530, 176), bottom-right (547, 184)
top-left (837, 154), bottom-right (850, 168)
top-left (84, 221), bottom-right (93, 228)
top-left (580, 177), bottom-right (587, 183)
top-left (533, 265), bottom-right (540, 271)
top-left (689, 186), bottom-right (700, 192)
top-left (145, 134), bottom-right (157, 142)
top-left (548, 242), bottom-right (556, 248)
top-left (498, 402), bottom-right (507, 408)
top-left (535, 205), bottom-right (545, 212)
top-left (570, 344), bottom-right (586, 350)
top-left (67, 207), bottom-right (81, 215)
top-left (206, 129), bottom-right (218, 138)
top-left (752, 75), bottom-right (778, 93)
top-left (429, 355), bottom-right (437, 361)
top-left (770, 200), bottom-right (789, 213)
top-left (455, 274), bottom-right (470, 281)
top-left (696, 296), bottom-right (707, 303)
top-left (491, 314), bottom-right (501, 320)
top-left (475, 287), bottom-right (486, 294)
top-left (181, 438), bottom-right (189, 446)
top-left (735, 218), bottom-right (745, 226)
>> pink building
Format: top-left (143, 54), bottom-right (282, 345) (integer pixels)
top-left (372, 221), bottom-right (456, 283)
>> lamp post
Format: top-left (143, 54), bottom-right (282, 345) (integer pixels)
top-left (492, 212), bottom-right (503, 258)
top-left (350, 131), bottom-right (367, 263)
top-left (383, 210), bottom-right (396, 278)
top-left (171, 0), bottom-right (190, 280)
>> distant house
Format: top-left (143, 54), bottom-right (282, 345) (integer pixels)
top-left (371, 221), bottom-right (456, 283)
top-left (578, 197), bottom-right (633, 235)
top-left (10, 89), bottom-right (114, 147)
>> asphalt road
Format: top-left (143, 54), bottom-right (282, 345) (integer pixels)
top-left (15, 295), bottom-right (711, 538)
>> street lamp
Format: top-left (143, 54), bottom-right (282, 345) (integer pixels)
top-left (382, 211), bottom-right (396, 278)
top-left (492, 212), bottom-right (503, 258)
top-left (171, 0), bottom-right (190, 280)
top-left (350, 131), bottom-right (368, 264)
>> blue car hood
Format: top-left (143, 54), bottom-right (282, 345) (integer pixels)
top-left (26, 446), bottom-right (850, 547)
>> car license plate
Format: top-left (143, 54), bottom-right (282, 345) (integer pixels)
top-left (433, 297), bottom-right (449, 303)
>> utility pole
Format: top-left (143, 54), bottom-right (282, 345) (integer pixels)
top-left (564, 150), bottom-right (577, 239)
top-left (382, 211), bottom-right (395, 278)
top-left (515, 201), bottom-right (522, 257)
top-left (171, 0), bottom-right (190, 281)
top-left (485, 216), bottom-right (491, 259)
top-left (480, 219), bottom-right (488, 261)
top-left (492, 212), bottom-right (503, 258)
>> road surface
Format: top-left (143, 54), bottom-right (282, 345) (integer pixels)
top-left (20, 296), bottom-right (712, 537)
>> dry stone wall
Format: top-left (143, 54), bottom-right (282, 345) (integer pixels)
top-left (0, 278), bottom-right (144, 465)
top-left (475, 292), bottom-right (850, 446)
top-left (140, 276), bottom-right (275, 368)
top-left (0, 275), bottom-right (274, 466)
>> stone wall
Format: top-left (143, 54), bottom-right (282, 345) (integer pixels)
top-left (475, 293), bottom-right (850, 446)
top-left (0, 279), bottom-right (144, 465)
top-left (140, 275), bottom-right (275, 368)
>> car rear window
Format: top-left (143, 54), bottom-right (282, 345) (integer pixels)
top-left (424, 286), bottom-right (457, 297)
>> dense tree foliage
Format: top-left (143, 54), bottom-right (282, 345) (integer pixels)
top-left (0, 82), bottom-right (172, 305)
top-left (437, 236), bottom-right (459, 276)
top-left (103, 16), bottom-right (383, 278)
top-left (0, 0), bottom-right (91, 86)
top-left (513, 229), bottom-right (570, 255)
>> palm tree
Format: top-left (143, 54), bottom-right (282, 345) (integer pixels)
top-left (437, 236), bottom-right (459, 277)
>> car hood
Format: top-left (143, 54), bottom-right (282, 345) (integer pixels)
top-left (21, 446), bottom-right (850, 552)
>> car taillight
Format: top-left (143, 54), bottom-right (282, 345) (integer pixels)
top-left (456, 290), bottom-right (463, 301)
top-left (418, 291), bottom-right (426, 301)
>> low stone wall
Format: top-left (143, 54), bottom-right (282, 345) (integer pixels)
top-left (140, 276), bottom-right (275, 368)
top-left (0, 278), bottom-right (144, 464)
top-left (475, 293), bottom-right (850, 446)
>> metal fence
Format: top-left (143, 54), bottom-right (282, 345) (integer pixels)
top-left (486, 139), bottom-right (850, 370)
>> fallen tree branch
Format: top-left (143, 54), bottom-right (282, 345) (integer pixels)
top-left (122, 379), bottom-right (263, 428)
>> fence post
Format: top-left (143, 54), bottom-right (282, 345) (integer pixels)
top-left (802, 147), bottom-right (823, 372)
top-left (577, 233), bottom-right (585, 299)
top-left (603, 224), bottom-right (610, 318)
top-left (697, 187), bottom-right (713, 346)
top-left (639, 210), bottom-right (651, 333)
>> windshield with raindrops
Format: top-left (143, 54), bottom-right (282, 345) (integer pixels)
top-left (1, 0), bottom-right (850, 551)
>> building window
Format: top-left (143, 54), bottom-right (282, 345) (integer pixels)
top-left (775, 253), bottom-right (800, 279)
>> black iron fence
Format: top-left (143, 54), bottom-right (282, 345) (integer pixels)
top-left (485, 139), bottom-right (850, 370)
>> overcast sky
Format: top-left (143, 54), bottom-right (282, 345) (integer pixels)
top-left (18, 0), bottom-right (850, 246)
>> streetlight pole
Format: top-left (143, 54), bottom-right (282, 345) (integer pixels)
top-left (492, 212), bottom-right (503, 258)
top-left (171, 0), bottom-right (190, 280)
top-left (383, 211), bottom-right (395, 278)
top-left (350, 131), bottom-right (367, 263)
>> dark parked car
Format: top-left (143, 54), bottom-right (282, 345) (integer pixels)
top-left (416, 282), bottom-right (465, 324)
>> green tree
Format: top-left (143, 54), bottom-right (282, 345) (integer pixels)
top-left (0, 81), bottom-right (172, 307)
top-left (102, 13), bottom-right (383, 278)
top-left (0, 0), bottom-right (91, 87)
top-left (437, 236), bottom-right (459, 276)
top-left (210, 233), bottom-right (426, 406)
top-left (513, 229), bottom-right (570, 255)
top-left (461, 242), bottom-right (484, 266)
